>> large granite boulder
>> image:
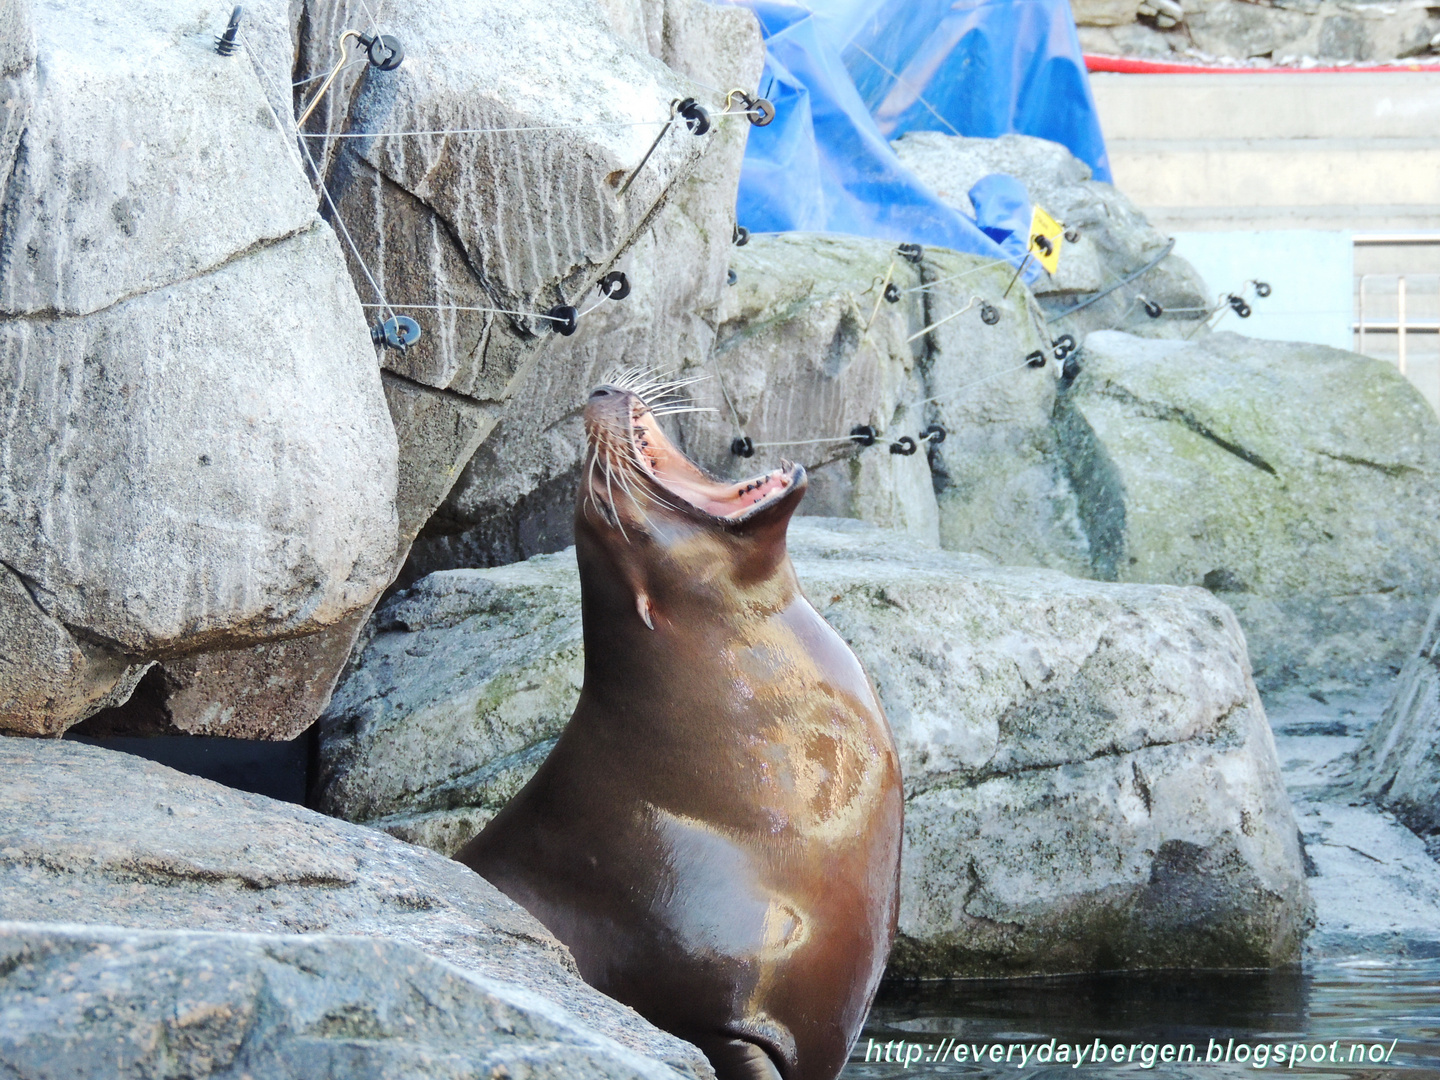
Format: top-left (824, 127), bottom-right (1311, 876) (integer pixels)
top-left (1357, 597), bottom-right (1440, 838)
top-left (318, 518), bottom-right (1311, 976)
top-left (0, 0), bottom-right (312, 318)
top-left (0, 227), bottom-right (396, 658)
top-left (1061, 330), bottom-right (1440, 691)
top-left (892, 132), bottom-right (1210, 341)
top-left (0, 738), bottom-right (713, 1078)
top-left (0, 923), bottom-right (694, 1080)
top-left (0, 0), bottom-right (401, 738)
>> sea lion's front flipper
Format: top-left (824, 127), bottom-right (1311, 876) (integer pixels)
top-left (691, 1036), bottom-right (784, 1080)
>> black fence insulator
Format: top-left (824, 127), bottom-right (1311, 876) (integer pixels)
top-left (749, 97), bottom-right (776, 126)
top-left (1062, 353), bottom-right (1081, 382)
top-left (1052, 333), bottom-right (1076, 360)
top-left (600, 271), bottom-right (631, 300)
top-left (727, 268), bottom-right (737, 286)
top-left (731, 436), bottom-right (755, 458)
top-left (1227, 294), bottom-right (1252, 318)
top-left (921, 423), bottom-right (947, 445)
top-left (216, 6), bottom-right (242, 55)
top-left (889, 436), bottom-right (917, 456)
top-left (897, 243), bottom-right (923, 264)
top-left (733, 224), bottom-right (749, 246)
top-left (1032, 233), bottom-right (1053, 257)
top-left (884, 282), bottom-right (901, 304)
top-left (1026, 350), bottom-right (1047, 368)
top-left (548, 305), bottom-right (579, 335)
top-left (677, 98), bottom-right (710, 135)
top-left (1064, 228), bottom-right (1080, 243)
top-left (1254, 281), bottom-right (1272, 298)
top-left (1143, 298), bottom-right (1163, 318)
top-left (850, 424), bottom-right (877, 446)
top-left (358, 33), bottom-right (404, 69)
top-left (980, 302), bottom-right (1000, 325)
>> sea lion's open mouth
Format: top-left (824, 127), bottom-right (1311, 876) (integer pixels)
top-left (584, 382), bottom-right (799, 523)
top-left (627, 394), bottom-right (797, 521)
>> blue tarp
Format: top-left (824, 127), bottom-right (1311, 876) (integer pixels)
top-left (722, 0), bottom-right (1109, 276)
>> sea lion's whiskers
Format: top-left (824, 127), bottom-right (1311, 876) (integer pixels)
top-left (613, 463), bottom-right (657, 532)
top-left (601, 453), bottom-right (629, 542)
top-left (584, 439), bottom-right (603, 524)
top-left (604, 366), bottom-right (709, 408)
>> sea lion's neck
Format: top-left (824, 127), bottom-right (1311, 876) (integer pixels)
top-left (575, 526), bottom-right (803, 712)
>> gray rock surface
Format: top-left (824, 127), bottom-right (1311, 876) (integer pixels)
top-left (0, 0), bottom-right (32, 196)
top-left (74, 608), bottom-right (374, 741)
top-left (891, 132), bottom-right (1210, 341)
top-left (1, 0), bottom-right (312, 317)
top-left (319, 518), bottom-right (1310, 976)
top-left (0, 923), bottom-right (687, 1080)
top-left (298, 0), bottom-right (723, 400)
top-left (1077, 0), bottom-right (1440, 62)
top-left (1071, 0), bottom-right (1141, 26)
top-left (0, 224), bottom-right (398, 661)
top-left (0, 565), bottom-right (149, 737)
top-left (1062, 330), bottom-right (1440, 692)
top-left (0, 0), bottom-right (32, 76)
top-left (671, 233), bottom-right (940, 543)
top-left (1358, 598), bottom-right (1440, 837)
top-left (917, 247), bottom-right (1090, 575)
top-left (0, 738), bottom-right (713, 1078)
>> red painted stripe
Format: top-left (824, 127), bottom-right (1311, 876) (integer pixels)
top-left (1085, 53), bottom-right (1440, 75)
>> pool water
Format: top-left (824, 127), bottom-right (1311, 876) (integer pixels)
top-left (843, 960), bottom-right (1440, 1078)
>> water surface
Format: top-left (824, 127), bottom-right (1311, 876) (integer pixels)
top-left (844, 960), bottom-right (1440, 1078)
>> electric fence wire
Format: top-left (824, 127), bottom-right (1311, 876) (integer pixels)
top-left (1046, 238), bottom-right (1177, 323)
top-left (897, 255), bottom-right (1017, 296)
top-left (240, 34), bottom-right (399, 325)
top-left (360, 302), bottom-right (566, 324)
top-left (297, 105), bottom-right (765, 140)
top-left (730, 353), bottom-right (1048, 454)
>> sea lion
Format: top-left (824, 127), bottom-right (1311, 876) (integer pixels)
top-left (455, 372), bottom-right (904, 1080)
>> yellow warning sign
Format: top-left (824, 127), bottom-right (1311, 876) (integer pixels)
top-left (1028, 206), bottom-right (1065, 275)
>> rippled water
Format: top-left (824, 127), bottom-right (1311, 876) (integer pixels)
top-left (843, 960), bottom-right (1440, 1078)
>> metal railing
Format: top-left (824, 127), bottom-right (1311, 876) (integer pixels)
top-left (1356, 275), bottom-right (1440, 375)
top-left (1353, 236), bottom-right (1440, 389)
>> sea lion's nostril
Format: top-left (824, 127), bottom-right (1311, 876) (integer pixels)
top-left (590, 388), bottom-right (612, 398)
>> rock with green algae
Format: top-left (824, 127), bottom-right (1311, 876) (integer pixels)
top-left (317, 518), bottom-right (1311, 977)
top-left (1061, 330), bottom-right (1440, 692)
top-left (918, 246), bottom-right (1093, 578)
